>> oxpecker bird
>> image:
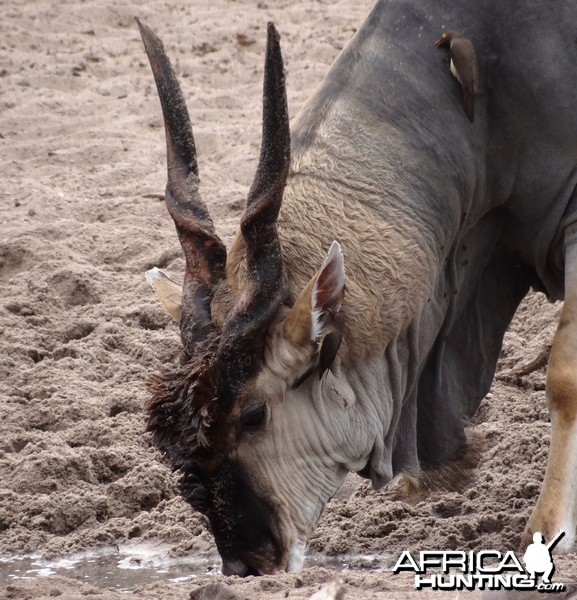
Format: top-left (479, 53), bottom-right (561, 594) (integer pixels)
top-left (435, 31), bottom-right (479, 122)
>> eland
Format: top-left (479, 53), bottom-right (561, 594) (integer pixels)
top-left (137, 0), bottom-right (577, 575)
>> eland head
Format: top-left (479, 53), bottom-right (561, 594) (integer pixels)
top-left (137, 20), bottom-right (358, 575)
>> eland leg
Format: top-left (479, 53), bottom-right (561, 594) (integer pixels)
top-left (522, 238), bottom-right (577, 553)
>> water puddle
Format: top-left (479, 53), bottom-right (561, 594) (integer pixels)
top-left (0, 544), bottom-right (388, 592)
top-left (0, 543), bottom-right (220, 591)
top-left (306, 551), bottom-right (389, 572)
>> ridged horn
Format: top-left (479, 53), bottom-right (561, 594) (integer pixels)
top-left (216, 22), bottom-right (291, 394)
top-left (137, 18), bottom-right (227, 355)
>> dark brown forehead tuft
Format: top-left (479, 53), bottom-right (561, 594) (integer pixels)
top-left (146, 333), bottom-right (221, 466)
top-left (146, 330), bottom-right (261, 469)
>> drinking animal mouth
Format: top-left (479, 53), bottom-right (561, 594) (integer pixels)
top-left (221, 560), bottom-right (263, 577)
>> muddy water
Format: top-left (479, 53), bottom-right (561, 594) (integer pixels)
top-left (0, 543), bottom-right (218, 591)
top-left (0, 544), bottom-right (389, 591)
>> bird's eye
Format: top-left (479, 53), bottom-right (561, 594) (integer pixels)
top-left (241, 404), bottom-right (267, 430)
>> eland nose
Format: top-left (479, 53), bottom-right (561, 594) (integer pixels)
top-left (221, 559), bottom-right (261, 577)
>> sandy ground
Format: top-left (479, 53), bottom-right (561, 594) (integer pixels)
top-left (1, 0), bottom-right (576, 598)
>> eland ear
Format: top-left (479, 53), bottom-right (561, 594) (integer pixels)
top-left (283, 241), bottom-right (345, 351)
top-left (146, 267), bottom-right (182, 322)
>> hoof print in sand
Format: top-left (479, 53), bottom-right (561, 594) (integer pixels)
top-left (50, 270), bottom-right (101, 307)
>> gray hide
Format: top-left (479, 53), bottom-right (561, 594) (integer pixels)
top-left (282, 0), bottom-right (577, 473)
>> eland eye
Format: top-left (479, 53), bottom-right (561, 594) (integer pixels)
top-left (241, 404), bottom-right (267, 430)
